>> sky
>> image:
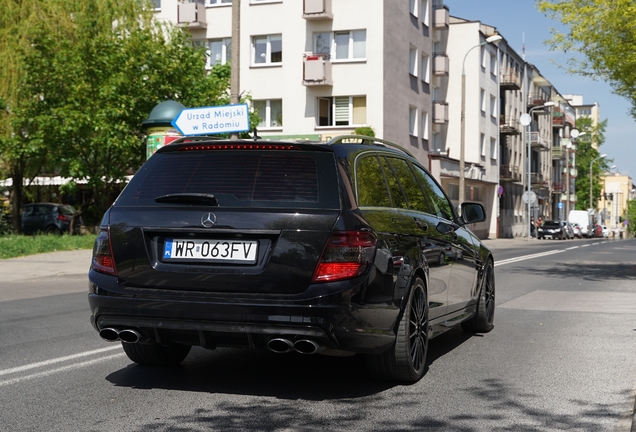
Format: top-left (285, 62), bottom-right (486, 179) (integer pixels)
top-left (444, 0), bottom-right (635, 180)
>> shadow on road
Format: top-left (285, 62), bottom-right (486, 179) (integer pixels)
top-left (507, 262), bottom-right (636, 282)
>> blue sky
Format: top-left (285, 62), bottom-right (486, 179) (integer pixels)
top-left (444, 0), bottom-right (635, 179)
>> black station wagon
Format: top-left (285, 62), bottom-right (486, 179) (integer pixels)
top-left (88, 135), bottom-right (495, 383)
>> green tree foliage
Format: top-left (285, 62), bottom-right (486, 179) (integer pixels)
top-left (1, 0), bottom-right (233, 230)
top-left (626, 200), bottom-right (636, 236)
top-left (573, 117), bottom-right (610, 210)
top-left (537, 0), bottom-right (636, 118)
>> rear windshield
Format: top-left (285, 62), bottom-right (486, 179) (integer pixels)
top-left (116, 150), bottom-right (340, 209)
top-left (542, 221), bottom-right (561, 228)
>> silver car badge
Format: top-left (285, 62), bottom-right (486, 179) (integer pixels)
top-left (201, 213), bottom-right (217, 228)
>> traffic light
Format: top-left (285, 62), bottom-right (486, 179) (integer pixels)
top-left (609, 193), bottom-right (613, 201)
top-left (603, 193), bottom-right (607, 200)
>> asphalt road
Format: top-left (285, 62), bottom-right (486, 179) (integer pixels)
top-left (0, 238), bottom-right (635, 431)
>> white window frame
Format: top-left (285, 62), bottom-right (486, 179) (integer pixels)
top-left (490, 95), bottom-right (497, 118)
top-left (421, 0), bottom-right (430, 26)
top-left (409, 46), bottom-right (418, 76)
top-left (490, 137), bottom-right (497, 160)
top-left (207, 0), bottom-right (232, 5)
top-left (421, 53), bottom-right (430, 83)
top-left (409, 106), bottom-right (418, 136)
top-left (252, 99), bottom-right (283, 129)
top-left (421, 111), bottom-right (429, 140)
top-left (480, 89), bottom-right (486, 113)
top-left (207, 37), bottom-right (232, 67)
top-left (481, 47), bottom-right (487, 71)
top-left (490, 52), bottom-right (497, 76)
top-left (314, 30), bottom-right (366, 61)
top-left (317, 96), bottom-right (366, 127)
top-left (409, 0), bottom-right (418, 17)
top-left (252, 34), bottom-right (282, 66)
top-left (480, 133), bottom-right (487, 157)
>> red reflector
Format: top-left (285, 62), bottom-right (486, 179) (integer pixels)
top-left (313, 262), bottom-right (363, 282)
top-left (306, 55), bottom-right (319, 61)
top-left (177, 144), bottom-right (300, 151)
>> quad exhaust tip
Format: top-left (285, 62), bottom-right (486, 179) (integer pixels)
top-left (99, 328), bottom-right (148, 344)
top-left (267, 338), bottom-right (323, 355)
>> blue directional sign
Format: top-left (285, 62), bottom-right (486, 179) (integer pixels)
top-left (558, 202), bottom-right (564, 209)
top-left (172, 104), bottom-right (250, 136)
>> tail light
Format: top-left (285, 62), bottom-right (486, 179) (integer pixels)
top-left (91, 228), bottom-right (117, 275)
top-left (312, 231), bottom-right (377, 283)
top-left (57, 214), bottom-right (69, 222)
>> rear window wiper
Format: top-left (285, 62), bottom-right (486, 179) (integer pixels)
top-left (154, 193), bottom-right (219, 206)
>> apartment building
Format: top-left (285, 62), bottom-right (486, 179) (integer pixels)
top-left (563, 94), bottom-right (601, 150)
top-left (153, 0), bottom-right (445, 168)
top-left (600, 172), bottom-right (633, 230)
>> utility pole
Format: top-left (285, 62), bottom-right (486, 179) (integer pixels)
top-left (229, 0), bottom-right (241, 140)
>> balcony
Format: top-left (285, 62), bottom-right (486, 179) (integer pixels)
top-left (500, 164), bottom-right (521, 182)
top-left (551, 146), bottom-right (564, 159)
top-left (303, 0), bottom-right (333, 20)
top-left (500, 68), bottom-right (521, 90)
top-left (552, 183), bottom-right (565, 192)
top-left (177, 1), bottom-right (207, 29)
top-left (552, 112), bottom-right (564, 127)
top-left (433, 54), bottom-right (449, 76)
top-left (302, 53), bottom-right (332, 86)
top-left (530, 131), bottom-right (550, 150)
top-left (562, 167), bottom-right (578, 177)
top-left (527, 92), bottom-right (548, 108)
top-left (433, 101), bottom-right (448, 124)
top-left (499, 116), bottom-right (520, 135)
top-left (531, 172), bottom-right (544, 185)
top-left (560, 193), bottom-right (577, 203)
top-left (433, 7), bottom-right (449, 29)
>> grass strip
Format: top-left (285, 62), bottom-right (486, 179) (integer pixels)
top-left (0, 234), bottom-right (97, 259)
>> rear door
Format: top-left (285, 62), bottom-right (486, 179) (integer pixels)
top-left (108, 146), bottom-right (341, 295)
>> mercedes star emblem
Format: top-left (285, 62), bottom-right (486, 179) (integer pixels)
top-left (201, 213), bottom-right (217, 228)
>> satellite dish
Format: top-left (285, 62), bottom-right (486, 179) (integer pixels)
top-left (519, 113), bottom-right (531, 126)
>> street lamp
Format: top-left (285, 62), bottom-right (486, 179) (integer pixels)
top-left (459, 34), bottom-right (503, 208)
top-left (589, 153), bottom-right (607, 217)
top-left (519, 101), bottom-right (556, 240)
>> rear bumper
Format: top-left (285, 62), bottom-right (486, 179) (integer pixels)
top-left (88, 271), bottom-right (399, 355)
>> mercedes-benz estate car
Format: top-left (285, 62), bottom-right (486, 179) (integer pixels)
top-left (88, 135), bottom-right (495, 383)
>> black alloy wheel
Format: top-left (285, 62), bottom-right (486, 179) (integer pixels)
top-left (462, 259), bottom-right (495, 333)
top-left (366, 277), bottom-right (428, 383)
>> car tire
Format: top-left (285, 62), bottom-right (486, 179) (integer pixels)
top-left (462, 259), bottom-right (495, 333)
top-left (121, 342), bottom-right (191, 366)
top-left (45, 225), bottom-right (61, 235)
top-left (366, 277), bottom-right (428, 383)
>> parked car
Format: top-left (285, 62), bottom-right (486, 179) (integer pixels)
top-left (88, 135), bottom-right (495, 383)
top-left (21, 203), bottom-right (78, 235)
top-left (571, 223), bottom-right (582, 238)
top-left (568, 210), bottom-right (592, 238)
top-left (537, 220), bottom-right (571, 240)
top-left (602, 225), bottom-right (609, 238)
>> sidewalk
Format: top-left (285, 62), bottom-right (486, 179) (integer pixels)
top-left (481, 236), bottom-right (544, 250)
top-left (0, 249), bottom-right (92, 282)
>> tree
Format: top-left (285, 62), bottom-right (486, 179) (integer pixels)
top-left (537, 0), bottom-right (636, 118)
top-left (573, 117), bottom-right (610, 210)
top-left (2, 0), bottom-right (234, 231)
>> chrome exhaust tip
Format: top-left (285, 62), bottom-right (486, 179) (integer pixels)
top-left (267, 338), bottom-right (294, 354)
top-left (293, 339), bottom-right (323, 355)
top-left (118, 329), bottom-right (145, 344)
top-left (99, 328), bottom-right (120, 342)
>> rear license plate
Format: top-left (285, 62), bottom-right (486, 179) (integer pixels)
top-left (163, 239), bottom-right (258, 263)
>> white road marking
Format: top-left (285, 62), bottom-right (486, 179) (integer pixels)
top-left (495, 249), bottom-right (565, 267)
top-left (0, 345), bottom-right (121, 377)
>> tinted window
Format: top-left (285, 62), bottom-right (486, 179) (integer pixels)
top-left (385, 157), bottom-right (430, 213)
top-left (379, 157), bottom-right (407, 209)
top-left (356, 155), bottom-right (391, 207)
top-left (411, 164), bottom-right (454, 221)
top-left (117, 151), bottom-right (340, 209)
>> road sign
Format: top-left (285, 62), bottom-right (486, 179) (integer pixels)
top-left (522, 191), bottom-right (536, 204)
top-left (558, 202), bottom-right (564, 209)
top-left (172, 104), bottom-right (250, 136)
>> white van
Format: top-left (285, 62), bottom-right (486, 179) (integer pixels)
top-left (568, 210), bottom-right (592, 238)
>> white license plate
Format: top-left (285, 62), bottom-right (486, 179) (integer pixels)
top-left (163, 239), bottom-right (258, 263)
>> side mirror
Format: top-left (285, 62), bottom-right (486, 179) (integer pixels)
top-left (460, 202), bottom-right (486, 224)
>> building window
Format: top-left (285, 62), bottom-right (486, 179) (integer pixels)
top-left (409, 0), bottom-right (418, 16)
top-left (490, 52), bottom-right (497, 76)
top-left (315, 30), bottom-right (366, 60)
top-left (253, 99), bottom-right (283, 128)
top-left (318, 96), bottom-right (366, 126)
top-left (409, 46), bottom-right (418, 76)
top-left (481, 133), bottom-right (486, 157)
top-left (421, 111), bottom-right (429, 140)
top-left (421, 0), bottom-right (430, 26)
top-left (207, 0), bottom-right (231, 5)
top-left (490, 137), bottom-right (497, 160)
top-left (409, 106), bottom-right (417, 136)
top-left (151, 0), bottom-right (161, 9)
top-left (490, 95), bottom-right (497, 118)
top-left (481, 47), bottom-right (487, 71)
top-left (421, 53), bottom-right (430, 83)
top-left (252, 34), bottom-right (282, 65)
top-left (480, 89), bottom-right (486, 113)
top-left (208, 38), bottom-right (231, 66)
